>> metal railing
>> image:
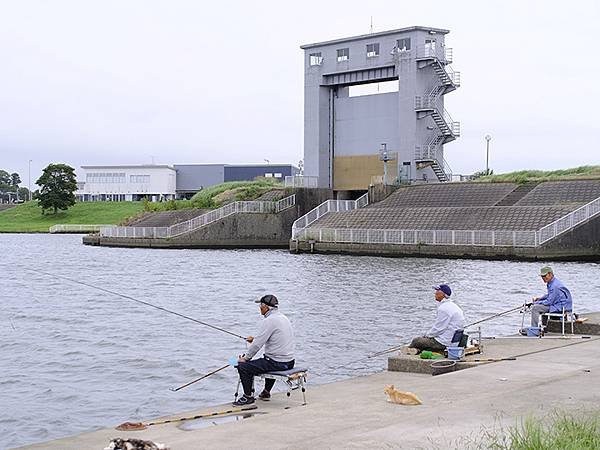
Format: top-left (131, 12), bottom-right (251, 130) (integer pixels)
top-left (537, 196), bottom-right (600, 245)
top-left (295, 228), bottom-right (538, 247)
top-left (49, 224), bottom-right (112, 233)
top-left (285, 175), bottom-right (319, 188)
top-left (415, 97), bottom-right (460, 137)
top-left (100, 195), bottom-right (296, 239)
top-left (291, 193), bottom-right (369, 240)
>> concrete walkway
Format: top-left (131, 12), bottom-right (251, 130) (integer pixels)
top-left (20, 336), bottom-right (600, 450)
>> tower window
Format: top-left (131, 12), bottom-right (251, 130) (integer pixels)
top-left (396, 38), bottom-right (411, 51)
top-left (309, 52), bottom-right (323, 66)
top-left (336, 48), bottom-right (349, 62)
top-left (366, 43), bottom-right (379, 58)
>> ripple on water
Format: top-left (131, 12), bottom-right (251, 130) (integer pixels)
top-left (2, 234), bottom-right (600, 449)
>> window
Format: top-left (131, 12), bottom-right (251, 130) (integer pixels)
top-left (309, 52), bottom-right (323, 66)
top-left (130, 175), bottom-right (150, 183)
top-left (396, 38), bottom-right (411, 51)
top-left (366, 43), bottom-right (379, 58)
top-left (274, 173), bottom-right (282, 178)
top-left (86, 172), bottom-right (125, 183)
top-left (264, 173), bottom-right (273, 178)
top-left (336, 48), bottom-right (349, 62)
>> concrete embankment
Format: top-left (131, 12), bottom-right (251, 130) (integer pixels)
top-left (21, 334), bottom-right (600, 450)
top-left (84, 188), bottom-right (333, 249)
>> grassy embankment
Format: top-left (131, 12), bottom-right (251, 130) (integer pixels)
top-left (476, 165), bottom-right (600, 183)
top-left (0, 201), bottom-right (144, 233)
top-left (466, 411), bottom-right (600, 449)
top-left (0, 179), bottom-right (285, 232)
top-left (143, 178), bottom-right (285, 212)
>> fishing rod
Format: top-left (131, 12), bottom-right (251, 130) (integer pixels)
top-left (170, 364), bottom-right (230, 392)
top-left (28, 268), bottom-right (247, 340)
top-left (465, 303), bottom-right (526, 328)
top-left (116, 405), bottom-right (258, 431)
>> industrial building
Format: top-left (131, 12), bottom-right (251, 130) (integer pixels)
top-left (301, 26), bottom-right (460, 196)
top-left (76, 163), bottom-right (299, 201)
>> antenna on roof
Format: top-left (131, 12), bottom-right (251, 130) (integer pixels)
top-left (370, 16), bottom-right (373, 34)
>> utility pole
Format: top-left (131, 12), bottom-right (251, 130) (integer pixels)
top-left (484, 134), bottom-right (492, 175)
top-left (28, 159), bottom-right (32, 201)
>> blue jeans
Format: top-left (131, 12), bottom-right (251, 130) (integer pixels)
top-left (237, 356), bottom-right (294, 397)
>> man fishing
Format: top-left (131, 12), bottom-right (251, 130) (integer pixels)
top-left (408, 284), bottom-right (465, 354)
top-left (233, 294), bottom-right (295, 406)
top-left (522, 266), bottom-right (572, 332)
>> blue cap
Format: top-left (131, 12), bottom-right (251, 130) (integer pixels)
top-left (433, 284), bottom-right (452, 297)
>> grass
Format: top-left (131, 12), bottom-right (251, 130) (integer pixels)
top-left (475, 165), bottom-right (600, 184)
top-left (0, 201), bottom-right (144, 233)
top-left (462, 411), bottom-right (600, 450)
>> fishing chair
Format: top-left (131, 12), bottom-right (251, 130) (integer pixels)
top-left (540, 307), bottom-right (576, 336)
top-left (258, 367), bottom-right (308, 406)
top-left (235, 368), bottom-right (309, 406)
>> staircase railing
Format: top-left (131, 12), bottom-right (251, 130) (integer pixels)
top-left (536, 196), bottom-right (600, 245)
top-left (100, 194), bottom-right (296, 239)
top-left (291, 193), bottom-right (368, 240)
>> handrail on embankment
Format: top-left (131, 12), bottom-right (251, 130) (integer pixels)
top-left (99, 194), bottom-right (296, 239)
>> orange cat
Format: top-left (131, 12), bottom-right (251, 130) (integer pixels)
top-left (384, 384), bottom-right (422, 405)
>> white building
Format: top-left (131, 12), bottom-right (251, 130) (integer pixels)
top-left (76, 165), bottom-right (176, 202)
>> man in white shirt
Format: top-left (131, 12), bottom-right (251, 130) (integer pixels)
top-left (233, 294), bottom-right (295, 406)
top-left (408, 284), bottom-right (465, 354)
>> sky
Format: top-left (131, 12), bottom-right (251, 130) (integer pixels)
top-left (1, 0), bottom-right (599, 187)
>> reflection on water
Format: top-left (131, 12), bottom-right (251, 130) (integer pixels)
top-left (1, 234), bottom-right (599, 448)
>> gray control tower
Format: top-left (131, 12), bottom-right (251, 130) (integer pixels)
top-left (301, 26), bottom-right (460, 195)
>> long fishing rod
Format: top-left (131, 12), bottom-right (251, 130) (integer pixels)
top-left (28, 268), bottom-right (247, 340)
top-left (465, 303), bottom-right (526, 328)
top-left (170, 364), bottom-right (230, 392)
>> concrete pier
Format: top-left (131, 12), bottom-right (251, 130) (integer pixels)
top-left (20, 334), bottom-right (600, 450)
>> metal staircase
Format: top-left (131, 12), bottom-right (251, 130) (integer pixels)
top-left (414, 44), bottom-right (460, 182)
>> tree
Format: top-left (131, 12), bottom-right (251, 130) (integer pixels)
top-left (10, 172), bottom-right (21, 187)
top-left (0, 170), bottom-right (10, 189)
top-left (36, 163), bottom-right (77, 214)
top-left (18, 187), bottom-right (30, 201)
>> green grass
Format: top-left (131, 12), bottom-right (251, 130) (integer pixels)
top-left (475, 165), bottom-right (600, 183)
top-left (463, 411), bottom-right (600, 450)
top-left (0, 201), bottom-right (144, 232)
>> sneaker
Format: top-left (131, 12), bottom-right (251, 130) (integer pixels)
top-left (258, 390), bottom-right (271, 401)
top-left (232, 395), bottom-right (255, 406)
top-left (519, 328), bottom-right (528, 336)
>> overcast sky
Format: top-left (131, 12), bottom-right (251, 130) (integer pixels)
top-left (1, 0), bottom-right (599, 186)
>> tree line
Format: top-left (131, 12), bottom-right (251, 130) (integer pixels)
top-left (0, 170), bottom-right (29, 202)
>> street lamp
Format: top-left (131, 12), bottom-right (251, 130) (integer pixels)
top-left (484, 134), bottom-right (492, 175)
top-left (28, 159), bottom-right (32, 201)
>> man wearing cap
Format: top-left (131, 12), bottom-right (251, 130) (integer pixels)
top-left (233, 294), bottom-right (295, 406)
top-left (526, 266), bottom-right (572, 329)
top-left (408, 284), bottom-right (465, 353)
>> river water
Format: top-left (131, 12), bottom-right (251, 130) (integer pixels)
top-left (1, 233), bottom-right (599, 449)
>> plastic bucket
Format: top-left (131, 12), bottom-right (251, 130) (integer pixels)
top-left (447, 346), bottom-right (465, 360)
top-left (527, 327), bottom-right (540, 337)
top-left (430, 359), bottom-right (457, 376)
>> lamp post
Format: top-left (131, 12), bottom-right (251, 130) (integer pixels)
top-left (484, 134), bottom-right (492, 175)
top-left (28, 159), bottom-right (32, 201)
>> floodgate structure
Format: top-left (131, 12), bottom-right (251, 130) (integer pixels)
top-left (301, 26), bottom-right (460, 194)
